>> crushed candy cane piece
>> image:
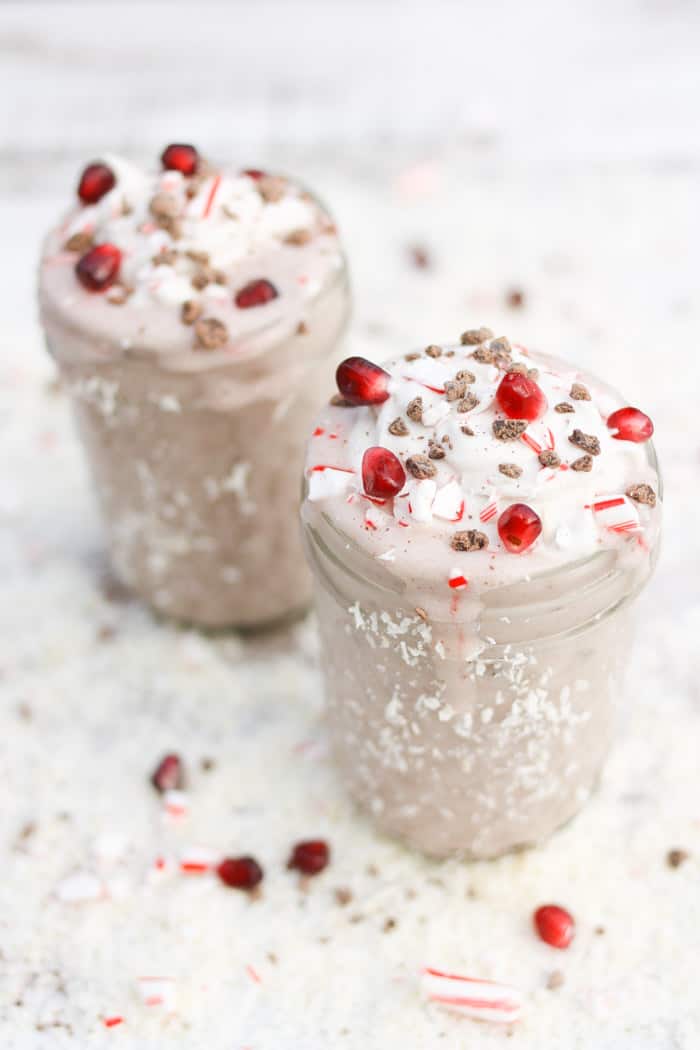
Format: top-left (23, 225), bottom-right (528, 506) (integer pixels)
top-left (421, 967), bottom-right (524, 1023)
top-left (137, 976), bottom-right (177, 1012)
top-left (432, 480), bottom-right (465, 522)
top-left (406, 479), bottom-right (436, 523)
top-left (448, 571), bottom-right (468, 590)
top-left (590, 494), bottom-right (641, 534)
top-left (162, 789), bottom-right (189, 819)
top-left (179, 845), bottom-right (222, 874)
top-left (103, 1016), bottom-right (125, 1028)
top-left (307, 465), bottom-right (355, 501)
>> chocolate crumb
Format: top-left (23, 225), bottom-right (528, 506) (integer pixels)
top-left (570, 382), bottom-right (591, 401)
top-left (105, 284), bottom-right (132, 306)
top-left (538, 450), bottom-right (561, 468)
top-left (388, 417), bottom-right (409, 437)
top-left (366, 863), bottom-right (380, 877)
top-left (152, 248), bottom-right (178, 267)
top-left (200, 757), bottom-right (216, 772)
top-left (186, 249), bottom-right (210, 265)
top-left (330, 394), bottom-right (353, 407)
top-left (63, 231), bottom-right (94, 254)
top-left (181, 300), bottom-right (203, 325)
top-left (555, 402), bottom-right (575, 414)
top-left (405, 454), bottom-right (437, 479)
top-left (470, 345), bottom-right (495, 364)
top-left (414, 607), bottom-right (428, 621)
top-left (455, 369), bottom-right (476, 384)
top-left (546, 970), bottom-right (565, 991)
top-left (499, 463), bottom-right (523, 479)
top-left (284, 228), bottom-right (313, 246)
top-left (194, 317), bottom-right (228, 350)
top-left (460, 425), bottom-right (475, 436)
top-left (667, 848), bottom-right (689, 869)
top-left (506, 362), bottom-right (529, 375)
top-left (451, 529), bottom-right (489, 552)
top-left (425, 344), bottom-right (442, 358)
top-left (296, 321), bottom-right (309, 335)
top-left (428, 440), bottom-right (446, 460)
top-left (441, 434), bottom-right (453, 449)
top-left (569, 429), bottom-right (601, 455)
top-left (334, 887), bottom-right (353, 906)
top-left (457, 392), bottom-right (480, 413)
top-left (527, 368), bottom-right (539, 380)
top-left (404, 352), bottom-right (421, 362)
top-left (444, 379), bottom-right (467, 402)
top-left (506, 288), bottom-right (525, 309)
top-left (406, 397), bottom-right (424, 423)
top-left (460, 326), bottom-right (494, 345)
top-left (409, 244), bottom-right (431, 269)
top-left (570, 454), bottom-right (593, 472)
top-left (493, 419), bottom-right (528, 441)
top-left (490, 337), bottom-right (512, 356)
top-left (383, 917), bottom-right (397, 933)
top-left (191, 271), bottom-right (210, 291)
top-left (627, 483), bottom-right (656, 507)
top-left (257, 175), bottom-right (287, 203)
top-left (149, 192), bottom-right (180, 228)
top-left (595, 925), bottom-right (606, 936)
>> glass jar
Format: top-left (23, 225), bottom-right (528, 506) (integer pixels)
top-left (301, 443), bottom-right (660, 859)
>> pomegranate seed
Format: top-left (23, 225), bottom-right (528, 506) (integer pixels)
top-left (336, 357), bottom-right (390, 406)
top-left (216, 856), bottom-right (264, 891)
top-left (362, 446), bottom-right (406, 499)
top-left (606, 407), bottom-right (654, 443)
top-left (287, 839), bottom-right (330, 876)
top-left (77, 162), bottom-right (116, 204)
top-left (497, 503), bottom-right (542, 553)
top-left (534, 904), bottom-right (576, 949)
top-left (75, 244), bottom-right (122, 292)
top-left (242, 168), bottom-right (265, 180)
top-left (235, 278), bottom-right (279, 309)
top-left (495, 372), bottom-right (547, 422)
top-left (160, 143), bottom-right (199, 176)
top-left (150, 753), bottom-right (184, 793)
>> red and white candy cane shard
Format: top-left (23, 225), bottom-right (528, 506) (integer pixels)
top-left (590, 495), bottom-right (641, 534)
top-left (202, 174), bottom-right (222, 218)
top-left (103, 1016), bottom-right (125, 1028)
top-left (162, 789), bottom-right (189, 819)
top-left (137, 976), bottom-right (177, 1012)
top-left (480, 498), bottom-right (498, 524)
top-left (179, 846), bottom-right (221, 874)
top-left (307, 464), bottom-right (355, 501)
top-left (421, 967), bottom-right (524, 1024)
top-left (448, 571), bottom-right (468, 591)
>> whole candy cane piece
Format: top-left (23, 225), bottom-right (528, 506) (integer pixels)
top-left (421, 967), bottom-right (524, 1023)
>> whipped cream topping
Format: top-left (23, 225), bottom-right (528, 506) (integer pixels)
top-left (39, 154), bottom-right (344, 369)
top-left (303, 334), bottom-right (661, 598)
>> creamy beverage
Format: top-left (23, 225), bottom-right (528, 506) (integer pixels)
top-left (39, 146), bottom-right (349, 627)
top-left (302, 330), bottom-right (660, 858)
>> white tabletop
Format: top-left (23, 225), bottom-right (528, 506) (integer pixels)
top-left (2, 3), bottom-right (699, 1047)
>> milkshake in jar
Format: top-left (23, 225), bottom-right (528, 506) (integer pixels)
top-left (39, 146), bottom-right (349, 627)
top-left (301, 330), bottom-right (660, 858)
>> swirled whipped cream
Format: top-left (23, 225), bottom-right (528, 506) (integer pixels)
top-left (303, 330), bottom-right (661, 597)
top-left (39, 150), bottom-right (344, 370)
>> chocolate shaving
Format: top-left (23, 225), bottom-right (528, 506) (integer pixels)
top-left (404, 352), bottom-right (421, 362)
top-left (388, 417), bottom-right (409, 437)
top-left (506, 288), bottom-right (525, 309)
top-left (527, 367), bottom-right (539, 380)
top-left (570, 454), bottom-right (593, 472)
top-left (555, 402), bottom-right (575, 413)
top-left (460, 425), bottom-right (475, 436)
top-left (330, 393), bottom-right (353, 407)
top-left (191, 265), bottom-right (227, 290)
top-left (284, 229), bottom-right (313, 246)
top-left (296, 320), bottom-right (309, 335)
top-left (546, 971), bottom-right (565, 991)
top-left (455, 369), bottom-right (476, 384)
top-left (186, 249), bottom-right (210, 265)
top-left (424, 344), bottom-right (442, 358)
top-left (63, 231), bottom-right (94, 254)
top-left (405, 454), bottom-right (437, 479)
top-left (499, 463), bottom-right (522, 478)
top-left (460, 326), bottom-right (494, 345)
top-left (569, 429), bottom-right (601, 455)
top-left (441, 434), bottom-right (453, 449)
top-left (428, 440), bottom-right (446, 460)
top-left (451, 529), bottom-right (489, 552)
top-left (626, 483), bottom-right (656, 507)
top-left (181, 300), bottom-right (203, 325)
top-left (194, 317), bottom-right (228, 350)
top-left (667, 848), bottom-right (689, 869)
top-left (538, 450), bottom-right (561, 468)
top-left (570, 382), bottom-right (591, 401)
top-left (470, 346), bottom-right (495, 364)
top-left (406, 397), bottom-right (423, 423)
top-left (457, 392), bottom-right (480, 413)
top-left (257, 175), bottom-right (287, 203)
top-left (152, 249), bottom-right (178, 267)
top-left (493, 419), bottom-right (528, 441)
top-left (414, 607), bottom-right (428, 621)
top-left (149, 192), bottom-right (180, 227)
top-left (444, 379), bottom-right (467, 402)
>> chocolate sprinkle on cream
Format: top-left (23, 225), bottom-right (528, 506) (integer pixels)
top-left (538, 450), bottom-right (561, 468)
top-left (284, 228), bottom-right (313, 246)
top-left (461, 425), bottom-right (475, 436)
top-left (667, 848), bottom-right (689, 869)
top-left (627, 483), bottom-right (656, 507)
top-left (405, 454), bottom-right (437, 479)
top-left (64, 231), bottom-right (94, 254)
top-left (555, 402), bottom-right (575, 413)
top-left (499, 463), bottom-right (523, 478)
top-left (451, 529), bottom-right (489, 552)
top-left (460, 326), bottom-right (494, 345)
top-left (181, 299), bottom-right (203, 325)
top-left (404, 352), bottom-right (421, 362)
top-left (493, 419), bottom-right (528, 441)
top-left (425, 344), bottom-right (442, 358)
top-left (570, 382), bottom-right (591, 401)
top-left (457, 392), bottom-right (480, 413)
top-left (194, 317), bottom-right (228, 350)
top-left (388, 417), bottom-right (409, 437)
top-left (570, 454), bottom-right (593, 472)
top-left (406, 397), bottom-right (424, 423)
top-left (569, 429), bottom-right (601, 455)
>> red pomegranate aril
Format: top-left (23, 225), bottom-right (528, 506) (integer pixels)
top-left (287, 839), bottom-right (330, 876)
top-left (242, 168), bottom-right (265, 180)
top-left (235, 278), bottom-right (279, 309)
top-left (336, 357), bottom-right (390, 406)
top-left (362, 446), bottom-right (406, 499)
top-left (606, 407), bottom-right (654, 443)
top-left (497, 503), bottom-right (542, 553)
top-left (161, 143), bottom-right (199, 176)
top-left (216, 856), bottom-right (264, 891)
top-left (496, 372), bottom-right (548, 422)
top-left (151, 753), bottom-right (184, 793)
top-left (77, 162), bottom-right (116, 204)
top-left (75, 244), bottom-right (122, 292)
top-left (534, 904), bottom-right (576, 949)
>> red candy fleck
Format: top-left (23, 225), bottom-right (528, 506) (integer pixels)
top-left (77, 162), bottom-right (116, 204)
top-left (161, 143), bottom-right (199, 175)
top-left (497, 503), bottom-right (542, 553)
top-left (75, 244), bottom-right (122, 292)
top-left (534, 904), bottom-right (576, 949)
top-left (216, 856), bottom-right (264, 891)
top-left (606, 407), bottom-right (654, 443)
top-left (362, 446), bottom-right (406, 499)
top-left (151, 753), bottom-right (184, 793)
top-left (495, 372), bottom-right (548, 422)
top-left (235, 278), bottom-right (279, 309)
top-left (287, 839), bottom-right (330, 876)
top-left (242, 168), bottom-right (265, 180)
top-left (336, 357), bottom-right (390, 406)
